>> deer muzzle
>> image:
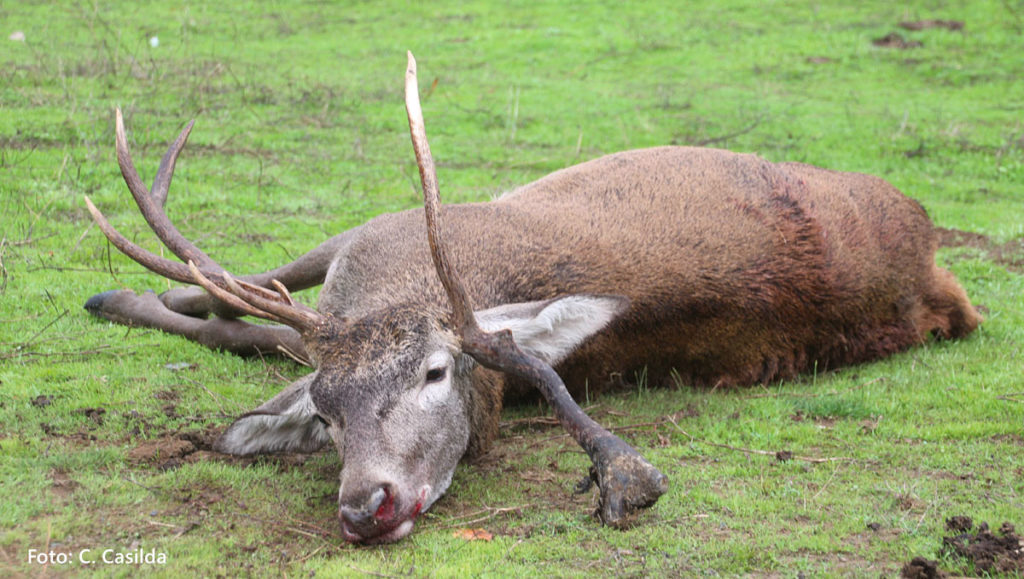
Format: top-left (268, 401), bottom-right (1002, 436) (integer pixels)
top-left (338, 483), bottom-right (430, 544)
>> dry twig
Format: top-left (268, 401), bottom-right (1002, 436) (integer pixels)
top-left (694, 114), bottom-right (766, 147)
top-left (666, 416), bottom-right (855, 464)
top-left (439, 504), bottom-right (533, 529)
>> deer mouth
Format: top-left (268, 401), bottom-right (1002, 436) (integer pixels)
top-left (339, 486), bottom-right (429, 544)
top-left (341, 517), bottom-right (417, 545)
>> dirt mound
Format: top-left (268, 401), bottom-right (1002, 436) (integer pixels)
top-left (902, 516), bottom-right (1023, 577)
top-left (942, 518), bottom-right (1023, 575)
top-left (900, 556), bottom-right (946, 579)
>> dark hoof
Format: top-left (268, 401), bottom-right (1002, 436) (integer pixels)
top-left (83, 289), bottom-right (160, 325)
top-left (593, 443), bottom-right (668, 528)
top-left (84, 289), bottom-right (131, 316)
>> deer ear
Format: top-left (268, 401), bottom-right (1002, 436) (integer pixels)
top-left (214, 373), bottom-right (330, 456)
top-left (474, 294), bottom-right (629, 365)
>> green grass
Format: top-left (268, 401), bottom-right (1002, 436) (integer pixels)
top-left (2, 0), bottom-right (1023, 576)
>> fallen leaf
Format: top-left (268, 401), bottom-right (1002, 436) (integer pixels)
top-left (453, 528), bottom-right (493, 541)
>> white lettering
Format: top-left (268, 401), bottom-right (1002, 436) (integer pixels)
top-left (98, 547), bottom-right (167, 564)
top-left (27, 549), bottom-right (73, 565)
top-left (29, 546), bottom-right (167, 565)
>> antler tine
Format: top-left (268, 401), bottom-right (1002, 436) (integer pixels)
top-left (114, 108), bottom-right (219, 271)
top-left (87, 193), bottom-right (292, 305)
top-left (187, 261), bottom-right (287, 323)
top-left (404, 52), bottom-right (667, 527)
top-left (222, 273), bottom-right (323, 333)
top-left (85, 196), bottom-right (276, 300)
top-left (271, 279), bottom-right (297, 306)
top-left (151, 114), bottom-right (194, 208)
top-left (404, 52), bottom-right (479, 337)
top-left (89, 111), bottom-right (323, 334)
top-left (187, 261), bottom-right (321, 332)
top-left (84, 195), bottom-right (203, 285)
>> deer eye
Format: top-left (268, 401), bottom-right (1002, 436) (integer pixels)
top-left (425, 367), bottom-right (446, 384)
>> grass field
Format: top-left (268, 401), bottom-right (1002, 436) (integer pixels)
top-left (2, 0), bottom-right (1023, 576)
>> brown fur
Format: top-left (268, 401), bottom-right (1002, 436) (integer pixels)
top-left (304, 147), bottom-right (983, 456)
top-left (323, 149), bottom-right (977, 384)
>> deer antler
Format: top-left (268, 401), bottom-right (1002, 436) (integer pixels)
top-left (112, 108), bottom-right (219, 271)
top-left (404, 52), bottom-right (667, 526)
top-left (84, 109), bottom-right (323, 334)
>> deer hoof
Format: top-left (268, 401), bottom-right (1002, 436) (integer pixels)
top-left (84, 289), bottom-right (164, 325)
top-left (594, 452), bottom-right (668, 528)
top-left (84, 289), bottom-right (124, 315)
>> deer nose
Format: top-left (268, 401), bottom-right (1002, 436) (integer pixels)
top-left (339, 483), bottom-right (396, 532)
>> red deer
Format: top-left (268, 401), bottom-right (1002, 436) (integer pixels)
top-left (84, 54), bottom-right (981, 544)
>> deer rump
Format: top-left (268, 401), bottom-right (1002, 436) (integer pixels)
top-left (84, 60), bottom-right (980, 544)
top-left (322, 145), bottom-right (978, 395)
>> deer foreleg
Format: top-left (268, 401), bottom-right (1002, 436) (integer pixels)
top-left (85, 289), bottom-right (307, 361)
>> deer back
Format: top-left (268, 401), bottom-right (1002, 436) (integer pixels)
top-left (319, 146), bottom-right (957, 394)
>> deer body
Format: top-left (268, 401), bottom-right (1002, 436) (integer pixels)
top-left (321, 146), bottom-right (975, 395)
top-left (85, 59), bottom-right (979, 544)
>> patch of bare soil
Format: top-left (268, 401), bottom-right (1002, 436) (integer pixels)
top-left (429, 423), bottom-right (598, 535)
top-left (128, 437), bottom-right (197, 470)
top-left (901, 517), bottom-right (1024, 577)
top-left (938, 227), bottom-right (993, 251)
top-left (899, 20), bottom-right (964, 31)
top-left (50, 468), bottom-right (81, 498)
top-left (874, 33), bottom-right (923, 49)
top-left (937, 227), bottom-right (1024, 274)
top-left (76, 407), bottom-right (106, 425)
top-left (126, 428), bottom-right (316, 471)
top-left (0, 134), bottom-right (64, 151)
top-left (873, 19), bottom-right (963, 53)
